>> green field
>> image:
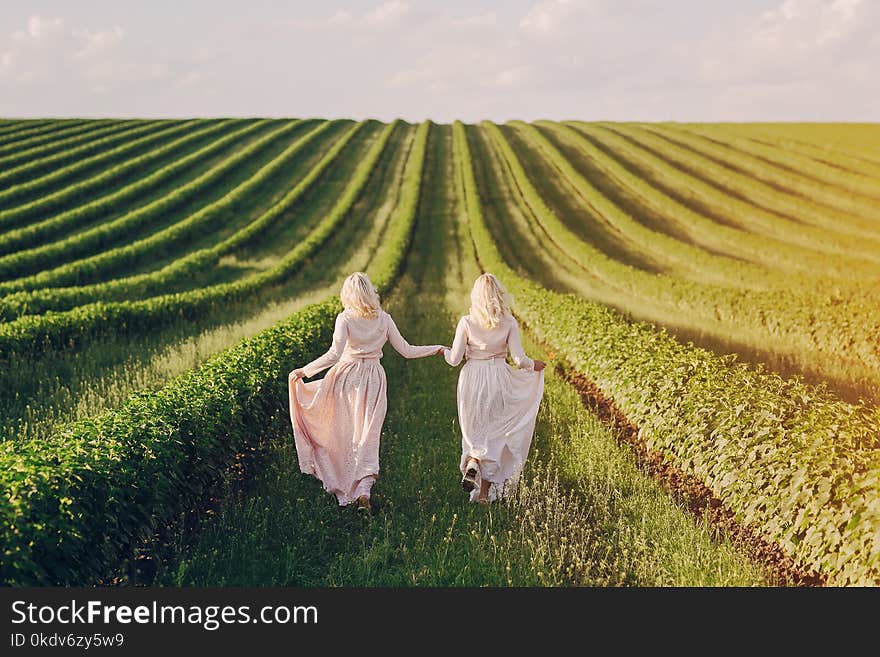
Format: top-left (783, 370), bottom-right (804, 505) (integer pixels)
top-left (0, 119), bottom-right (878, 586)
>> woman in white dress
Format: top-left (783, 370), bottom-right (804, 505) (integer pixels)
top-left (444, 273), bottom-right (545, 503)
top-left (289, 272), bottom-right (444, 514)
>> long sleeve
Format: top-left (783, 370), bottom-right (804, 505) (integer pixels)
top-left (301, 313), bottom-right (348, 378)
top-left (386, 314), bottom-right (441, 359)
top-left (507, 317), bottom-right (534, 370)
top-left (444, 317), bottom-right (468, 366)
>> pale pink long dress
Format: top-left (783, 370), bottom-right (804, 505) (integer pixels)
top-left (289, 309), bottom-right (442, 505)
top-left (444, 314), bottom-right (544, 501)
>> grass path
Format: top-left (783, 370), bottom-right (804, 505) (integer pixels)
top-left (162, 124), bottom-right (766, 587)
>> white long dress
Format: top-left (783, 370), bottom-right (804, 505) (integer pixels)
top-left (289, 309), bottom-right (442, 505)
top-left (444, 314), bottom-right (544, 501)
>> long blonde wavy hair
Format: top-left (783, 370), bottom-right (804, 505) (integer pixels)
top-left (341, 272), bottom-right (382, 319)
top-left (470, 273), bottom-right (511, 329)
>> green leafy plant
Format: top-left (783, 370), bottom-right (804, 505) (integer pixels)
top-left (0, 121), bottom-right (430, 586)
top-left (453, 120), bottom-right (880, 586)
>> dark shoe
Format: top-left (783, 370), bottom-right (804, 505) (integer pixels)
top-left (461, 459), bottom-right (479, 493)
top-left (356, 495), bottom-right (371, 516)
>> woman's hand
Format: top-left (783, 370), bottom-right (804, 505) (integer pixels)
top-left (436, 346), bottom-right (449, 355)
top-left (533, 360), bottom-right (546, 372)
top-left (288, 368), bottom-right (306, 382)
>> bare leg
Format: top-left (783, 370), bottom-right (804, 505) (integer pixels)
top-left (478, 479), bottom-right (490, 503)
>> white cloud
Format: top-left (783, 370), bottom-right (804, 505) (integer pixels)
top-left (517, 0), bottom-right (643, 38)
top-left (701, 0), bottom-right (874, 83)
top-left (0, 14), bottom-right (198, 94)
top-left (364, 1), bottom-right (411, 28)
top-left (453, 12), bottom-right (498, 29)
top-left (328, 9), bottom-right (352, 25)
top-left (384, 12), bottom-right (528, 96)
top-left (495, 66), bottom-right (534, 89)
top-left (72, 25), bottom-right (125, 60)
top-left (288, 1), bottom-right (413, 31)
top-left (519, 0), bottom-right (583, 37)
top-left (193, 46), bottom-right (217, 63)
top-left (2, 15), bottom-right (125, 83)
top-left (15, 15), bottom-right (64, 41)
top-left (752, 0), bottom-right (863, 48)
top-left (175, 71), bottom-right (203, 88)
top-left (1, 2), bottom-right (877, 121)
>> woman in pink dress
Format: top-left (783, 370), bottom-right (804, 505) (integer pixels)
top-left (288, 272), bottom-right (444, 514)
top-left (444, 274), bottom-right (545, 503)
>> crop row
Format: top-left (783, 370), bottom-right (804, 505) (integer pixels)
top-left (0, 119), bottom-right (117, 171)
top-left (0, 121), bottom-right (365, 319)
top-left (483, 121), bottom-right (880, 380)
top-left (534, 122), bottom-right (878, 283)
top-left (0, 298), bottom-right (338, 584)
top-left (671, 123), bottom-right (880, 215)
top-left (0, 119), bottom-right (250, 254)
top-left (736, 126), bottom-right (880, 183)
top-left (0, 121), bottom-right (398, 360)
top-left (0, 120), bottom-right (90, 153)
top-left (0, 120), bottom-right (47, 140)
top-left (742, 124), bottom-right (880, 163)
top-left (0, 120), bottom-right (143, 183)
top-left (507, 122), bottom-right (827, 292)
top-left (452, 120), bottom-right (880, 586)
top-left (0, 120), bottom-right (182, 209)
top-left (635, 124), bottom-right (880, 240)
top-left (0, 120), bottom-right (429, 585)
top-left (573, 123), bottom-right (880, 266)
top-left (492, 119), bottom-right (878, 358)
top-left (0, 120), bottom-right (307, 288)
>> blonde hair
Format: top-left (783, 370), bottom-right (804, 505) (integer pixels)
top-left (470, 273), bottom-right (511, 329)
top-left (340, 272), bottom-right (381, 319)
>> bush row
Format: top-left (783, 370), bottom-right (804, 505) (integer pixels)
top-left (668, 123), bottom-right (880, 225)
top-left (0, 121), bottom-right (396, 359)
top-left (453, 120), bottom-right (880, 585)
top-left (0, 120), bottom-right (180, 209)
top-left (0, 120), bottom-right (428, 585)
top-left (369, 121), bottom-right (429, 288)
top-left (601, 123), bottom-right (880, 259)
top-left (0, 120), bottom-right (139, 183)
top-left (480, 122), bottom-right (880, 395)
top-left (0, 121), bottom-right (364, 319)
top-left (0, 299), bottom-right (339, 584)
top-left (532, 121), bottom-right (876, 283)
top-left (0, 120), bottom-right (246, 253)
top-left (0, 120), bottom-right (88, 153)
top-left (506, 121), bottom-right (801, 291)
top-left (740, 126), bottom-right (880, 184)
top-left (0, 120), bottom-right (306, 287)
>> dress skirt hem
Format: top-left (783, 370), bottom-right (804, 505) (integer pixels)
top-left (456, 358), bottom-right (544, 502)
top-left (289, 357), bottom-right (387, 506)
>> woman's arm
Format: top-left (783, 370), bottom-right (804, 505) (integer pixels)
top-left (386, 314), bottom-right (443, 359)
top-left (295, 313), bottom-right (348, 379)
top-left (444, 317), bottom-right (467, 366)
top-left (507, 317), bottom-right (536, 370)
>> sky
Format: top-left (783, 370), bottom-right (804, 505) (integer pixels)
top-left (0, 0), bottom-right (878, 122)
